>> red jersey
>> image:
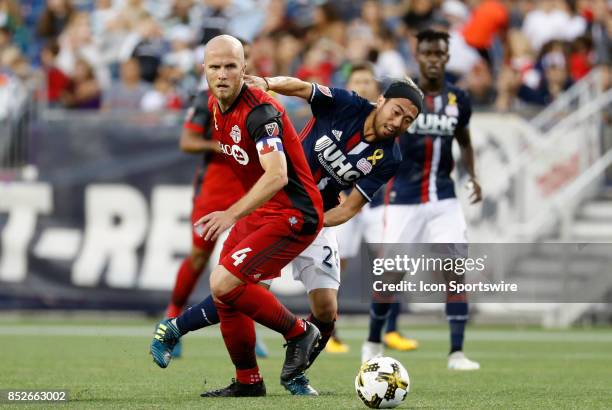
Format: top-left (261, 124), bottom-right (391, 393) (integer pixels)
top-left (208, 84), bottom-right (323, 235)
top-left (183, 90), bottom-right (244, 207)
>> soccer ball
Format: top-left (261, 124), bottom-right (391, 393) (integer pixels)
top-left (354, 356), bottom-right (410, 408)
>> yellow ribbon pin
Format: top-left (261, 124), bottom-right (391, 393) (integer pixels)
top-left (367, 149), bottom-right (384, 165)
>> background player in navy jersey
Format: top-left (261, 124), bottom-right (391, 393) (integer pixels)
top-left (149, 73), bottom-right (423, 395)
top-left (362, 29), bottom-right (482, 371)
top-left (331, 63), bottom-right (419, 355)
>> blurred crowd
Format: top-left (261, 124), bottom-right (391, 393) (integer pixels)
top-left (0, 0), bottom-right (611, 115)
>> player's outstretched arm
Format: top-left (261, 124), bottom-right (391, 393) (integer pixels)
top-left (179, 128), bottom-right (222, 153)
top-left (323, 188), bottom-right (368, 227)
top-left (245, 75), bottom-right (312, 101)
top-left (195, 151), bottom-right (288, 241)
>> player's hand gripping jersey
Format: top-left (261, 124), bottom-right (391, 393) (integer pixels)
top-left (301, 84), bottom-right (402, 211)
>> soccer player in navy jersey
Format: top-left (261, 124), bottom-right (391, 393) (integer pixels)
top-left (150, 67), bottom-right (424, 395)
top-left (362, 29), bottom-right (482, 371)
top-left (332, 63), bottom-right (419, 354)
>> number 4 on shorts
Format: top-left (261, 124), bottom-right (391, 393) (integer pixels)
top-left (231, 247), bottom-right (252, 266)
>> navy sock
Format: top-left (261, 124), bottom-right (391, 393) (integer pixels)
top-left (385, 302), bottom-right (401, 333)
top-left (446, 302), bottom-right (468, 354)
top-left (368, 302), bottom-right (392, 343)
top-left (176, 294), bottom-right (219, 335)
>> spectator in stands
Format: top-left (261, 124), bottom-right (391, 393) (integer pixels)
top-left (443, 0), bottom-right (483, 83)
top-left (102, 58), bottom-right (150, 111)
top-left (522, 0), bottom-right (586, 53)
top-left (0, 26), bottom-right (10, 55)
top-left (273, 32), bottom-right (302, 77)
top-left (589, 0), bottom-right (611, 67)
top-left (497, 42), bottom-right (573, 108)
top-left (461, 0), bottom-right (510, 67)
top-left (295, 42), bottom-right (336, 85)
top-left (374, 27), bottom-right (408, 79)
top-left (56, 11), bottom-right (110, 88)
top-left (163, 25), bottom-right (195, 76)
top-left (60, 58), bottom-right (101, 109)
top-left (140, 66), bottom-right (182, 112)
top-left (120, 16), bottom-right (168, 83)
top-left (36, 0), bottom-right (75, 41)
top-left (0, 0), bottom-right (26, 50)
top-left (569, 35), bottom-right (594, 81)
top-left (40, 40), bottom-right (70, 107)
top-left (197, 0), bottom-right (232, 44)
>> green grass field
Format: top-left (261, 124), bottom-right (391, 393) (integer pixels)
top-left (1, 316), bottom-right (612, 409)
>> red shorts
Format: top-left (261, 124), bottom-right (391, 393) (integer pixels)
top-left (219, 212), bottom-right (319, 283)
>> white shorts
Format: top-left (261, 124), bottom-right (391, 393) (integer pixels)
top-left (289, 227), bottom-right (341, 293)
top-left (382, 199), bottom-right (467, 243)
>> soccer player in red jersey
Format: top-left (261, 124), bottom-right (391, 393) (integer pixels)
top-left (164, 89), bottom-right (244, 321)
top-left (153, 35), bottom-right (324, 397)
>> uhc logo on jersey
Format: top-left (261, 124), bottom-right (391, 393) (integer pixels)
top-left (256, 136), bottom-right (284, 156)
top-left (314, 135), bottom-right (361, 184)
top-left (407, 113), bottom-right (458, 136)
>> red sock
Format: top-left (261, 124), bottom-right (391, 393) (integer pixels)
top-left (218, 283), bottom-right (305, 340)
top-left (166, 257), bottom-right (201, 318)
top-left (215, 301), bottom-right (259, 383)
top-left (236, 368), bottom-right (262, 384)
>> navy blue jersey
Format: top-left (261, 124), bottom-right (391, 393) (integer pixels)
top-left (374, 83), bottom-right (471, 206)
top-left (301, 84), bottom-right (402, 211)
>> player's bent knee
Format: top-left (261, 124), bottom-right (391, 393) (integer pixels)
top-left (313, 305), bottom-right (337, 323)
top-left (209, 265), bottom-right (244, 298)
top-left (309, 290), bottom-right (338, 323)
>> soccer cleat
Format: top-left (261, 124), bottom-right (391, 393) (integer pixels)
top-left (361, 341), bottom-right (384, 363)
top-left (172, 339), bottom-right (182, 358)
top-left (325, 336), bottom-right (350, 353)
top-left (280, 321), bottom-right (320, 382)
top-left (383, 331), bottom-right (419, 351)
top-left (150, 318), bottom-right (181, 368)
top-left (281, 372), bottom-right (319, 396)
top-left (200, 379), bottom-right (266, 397)
top-left (448, 351), bottom-right (480, 371)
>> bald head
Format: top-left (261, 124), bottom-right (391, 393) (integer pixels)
top-left (205, 35), bottom-right (245, 65)
top-left (204, 35), bottom-right (246, 109)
